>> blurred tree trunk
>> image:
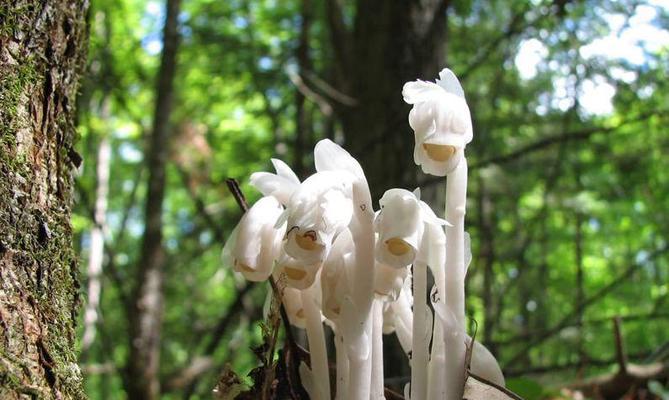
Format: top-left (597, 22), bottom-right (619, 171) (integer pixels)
top-left (125, 0), bottom-right (181, 398)
top-left (293, 0), bottom-right (314, 179)
top-left (325, 0), bottom-right (450, 199)
top-left (0, 1), bottom-right (89, 398)
top-left (323, 0), bottom-right (450, 383)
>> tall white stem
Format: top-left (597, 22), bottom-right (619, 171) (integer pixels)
top-left (346, 183), bottom-right (375, 400)
top-left (371, 299), bottom-right (385, 399)
top-left (335, 329), bottom-right (349, 400)
top-left (302, 287), bottom-right (331, 400)
top-left (444, 158), bottom-right (468, 400)
top-left (410, 261), bottom-right (428, 400)
top-left (428, 318), bottom-right (446, 400)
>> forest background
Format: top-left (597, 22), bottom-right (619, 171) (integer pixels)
top-left (70, 0), bottom-right (668, 398)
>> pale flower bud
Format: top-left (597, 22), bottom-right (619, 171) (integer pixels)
top-left (223, 196), bottom-right (285, 282)
top-left (402, 68), bottom-right (472, 176)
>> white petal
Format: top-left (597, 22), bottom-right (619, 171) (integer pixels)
top-left (313, 139), bottom-right (365, 182)
top-left (271, 158), bottom-right (300, 184)
top-left (249, 172), bottom-right (298, 205)
top-left (436, 68), bottom-right (465, 98)
top-left (402, 80), bottom-right (444, 104)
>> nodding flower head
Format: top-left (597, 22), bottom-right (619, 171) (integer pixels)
top-left (283, 170), bottom-right (354, 264)
top-left (274, 250), bottom-right (322, 290)
top-left (374, 188), bottom-right (449, 269)
top-left (374, 189), bottom-right (424, 268)
top-left (223, 196), bottom-right (285, 282)
top-left (402, 68), bottom-right (472, 176)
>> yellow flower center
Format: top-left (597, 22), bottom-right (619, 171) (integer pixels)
top-left (422, 143), bottom-right (455, 162)
top-left (295, 230), bottom-right (320, 251)
top-left (284, 266), bottom-right (307, 280)
top-left (385, 238), bottom-right (412, 256)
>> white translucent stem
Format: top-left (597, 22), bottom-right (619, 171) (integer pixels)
top-left (346, 319), bottom-right (372, 400)
top-left (410, 261), bottom-right (429, 400)
top-left (346, 181), bottom-right (376, 400)
top-left (371, 299), bottom-right (385, 399)
top-left (428, 317), bottom-right (446, 400)
top-left (444, 158), bottom-right (468, 399)
top-left (335, 330), bottom-right (349, 400)
top-left (302, 288), bottom-right (331, 400)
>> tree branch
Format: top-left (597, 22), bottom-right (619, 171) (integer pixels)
top-left (502, 245), bottom-right (669, 368)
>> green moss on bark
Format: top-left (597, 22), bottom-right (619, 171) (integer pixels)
top-left (0, 1), bottom-right (89, 398)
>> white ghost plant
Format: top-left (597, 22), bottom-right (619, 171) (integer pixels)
top-left (220, 67), bottom-right (508, 400)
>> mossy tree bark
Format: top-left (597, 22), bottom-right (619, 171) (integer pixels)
top-left (0, 1), bottom-right (89, 398)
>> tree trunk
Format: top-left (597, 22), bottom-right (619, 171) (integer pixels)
top-left (125, 0), bottom-right (181, 398)
top-left (327, 0), bottom-right (449, 199)
top-left (0, 1), bottom-right (89, 398)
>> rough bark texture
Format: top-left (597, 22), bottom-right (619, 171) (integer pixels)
top-left (327, 0), bottom-right (449, 200)
top-left (0, 0), bottom-right (89, 398)
top-left (125, 0), bottom-right (181, 398)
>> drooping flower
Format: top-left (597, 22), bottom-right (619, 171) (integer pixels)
top-left (222, 196), bottom-right (285, 282)
top-left (374, 188), bottom-right (448, 268)
top-left (282, 170), bottom-right (354, 264)
top-left (374, 189), bottom-right (423, 268)
top-left (402, 68), bottom-right (472, 176)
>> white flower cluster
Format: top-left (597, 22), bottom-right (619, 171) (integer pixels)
top-left (222, 68), bottom-right (504, 400)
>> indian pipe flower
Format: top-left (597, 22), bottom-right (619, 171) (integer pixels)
top-left (274, 250), bottom-right (322, 290)
top-left (374, 189), bottom-right (423, 268)
top-left (402, 68), bottom-right (473, 176)
top-left (282, 170), bottom-right (354, 264)
top-left (222, 196), bottom-right (285, 282)
top-left (374, 188), bottom-right (448, 268)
